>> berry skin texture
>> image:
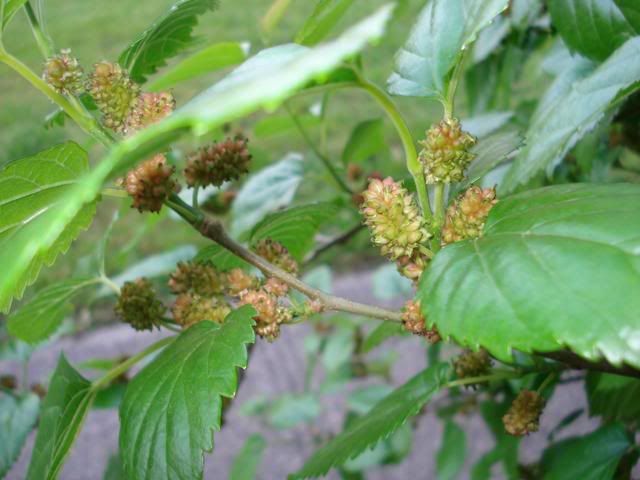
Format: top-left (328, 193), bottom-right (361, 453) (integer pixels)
top-left (503, 390), bottom-right (545, 436)
top-left (442, 186), bottom-right (497, 245)
top-left (184, 135), bottom-right (252, 187)
top-left (121, 154), bottom-right (178, 213)
top-left (43, 49), bottom-right (83, 95)
top-left (402, 300), bottom-right (441, 343)
top-left (87, 61), bottom-right (140, 132)
top-left (239, 288), bottom-right (292, 341)
top-left (419, 118), bottom-right (476, 184)
top-left (124, 91), bottom-right (175, 135)
top-left (253, 239), bottom-right (299, 275)
top-left (172, 293), bottom-right (231, 327)
top-left (361, 177), bottom-right (431, 261)
top-left (115, 278), bottom-right (165, 331)
top-left (225, 268), bottom-right (258, 295)
top-left (454, 349), bottom-right (492, 379)
top-left (168, 261), bottom-right (225, 296)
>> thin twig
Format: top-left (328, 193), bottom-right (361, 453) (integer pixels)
top-left (538, 351), bottom-right (640, 380)
top-left (304, 224), bottom-right (365, 264)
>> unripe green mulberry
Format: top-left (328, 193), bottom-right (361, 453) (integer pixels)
top-left (396, 251), bottom-right (429, 282)
top-left (87, 61), bottom-right (140, 132)
top-left (254, 239), bottom-right (299, 275)
top-left (503, 390), bottom-right (545, 436)
top-left (419, 118), bottom-right (476, 184)
top-left (184, 135), bottom-right (252, 187)
top-left (172, 293), bottom-right (231, 327)
top-left (361, 177), bottom-right (431, 260)
top-left (402, 300), bottom-right (440, 343)
top-left (168, 261), bottom-right (225, 296)
top-left (121, 154), bottom-right (178, 213)
top-left (43, 49), bottom-right (83, 95)
top-left (115, 278), bottom-right (165, 331)
top-left (442, 186), bottom-right (497, 245)
top-left (454, 349), bottom-right (492, 378)
top-left (124, 91), bottom-right (175, 135)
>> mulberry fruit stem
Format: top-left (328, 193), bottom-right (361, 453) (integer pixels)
top-left (356, 77), bottom-right (432, 221)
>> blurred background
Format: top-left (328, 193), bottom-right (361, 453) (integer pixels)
top-left (0, 0), bottom-right (627, 478)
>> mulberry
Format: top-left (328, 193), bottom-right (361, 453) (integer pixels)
top-left (442, 186), bottom-right (497, 245)
top-left (115, 278), bottom-right (165, 331)
top-left (503, 390), bottom-right (545, 436)
top-left (239, 288), bottom-right (291, 341)
top-left (87, 61), bottom-right (140, 132)
top-left (401, 300), bottom-right (440, 343)
top-left (43, 49), bottom-right (83, 95)
top-left (419, 118), bottom-right (476, 184)
top-left (168, 261), bottom-right (225, 296)
top-left (124, 91), bottom-right (175, 134)
top-left (454, 349), bottom-right (492, 378)
top-left (253, 239), bottom-right (299, 275)
top-left (172, 293), bottom-right (230, 327)
top-left (121, 154), bottom-right (178, 213)
top-left (184, 135), bottom-right (251, 187)
top-left (225, 268), bottom-right (258, 295)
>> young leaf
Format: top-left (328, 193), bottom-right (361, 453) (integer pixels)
top-left (229, 434), bottom-right (267, 480)
top-left (146, 42), bottom-right (247, 91)
top-left (231, 154), bottom-right (304, 237)
top-left (293, 363), bottom-right (450, 478)
top-left (296, 0), bottom-right (354, 46)
top-left (585, 372), bottom-right (640, 423)
top-left (193, 244), bottom-right (251, 271)
top-left (119, 306), bottom-right (255, 480)
top-left (500, 37), bottom-right (640, 193)
top-left (0, 393), bottom-right (40, 478)
top-left (341, 118), bottom-right (386, 165)
top-left (26, 355), bottom-right (94, 480)
top-left (436, 420), bottom-right (466, 480)
top-left (0, 5), bottom-right (394, 313)
top-left (8, 277), bottom-right (99, 343)
top-left (419, 183), bottom-right (640, 367)
top-left (1, 0), bottom-right (27, 29)
top-left (548, 0), bottom-right (638, 61)
top-left (118, 0), bottom-right (219, 83)
top-left (0, 142), bottom-right (96, 313)
top-left (249, 202), bottom-right (339, 261)
top-left (388, 0), bottom-right (508, 98)
top-left (540, 424), bottom-right (631, 480)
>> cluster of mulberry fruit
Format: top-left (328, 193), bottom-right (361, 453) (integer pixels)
top-left (401, 300), bottom-right (440, 343)
top-left (503, 390), bottom-right (545, 436)
top-left (115, 278), bottom-right (165, 331)
top-left (120, 154), bottom-right (179, 213)
top-left (453, 349), bottom-right (492, 379)
top-left (184, 135), bottom-right (252, 187)
top-left (442, 186), bottom-right (498, 245)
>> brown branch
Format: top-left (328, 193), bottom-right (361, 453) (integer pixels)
top-left (538, 350), bottom-right (640, 380)
top-left (198, 217), bottom-right (403, 323)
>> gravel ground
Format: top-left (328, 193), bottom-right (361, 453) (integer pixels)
top-left (3, 271), bottom-right (600, 479)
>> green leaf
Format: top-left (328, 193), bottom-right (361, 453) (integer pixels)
top-left (193, 244), bottom-right (251, 271)
top-left (0, 142), bottom-right (96, 313)
top-left (26, 355), bottom-right (94, 480)
top-left (296, 0), bottom-right (354, 46)
top-left (1, 0), bottom-right (27, 29)
top-left (118, 0), bottom-right (219, 83)
top-left (341, 118), bottom-right (386, 165)
top-left (231, 154), bottom-right (305, 237)
top-left (419, 183), bottom-right (640, 367)
top-left (261, 0), bottom-right (294, 36)
top-left (615, 0), bottom-right (640, 28)
top-left (0, 393), bottom-right (40, 478)
top-left (293, 363), bottom-right (449, 478)
top-left (388, 0), bottom-right (508, 99)
top-left (147, 42), bottom-right (246, 91)
top-left (119, 307), bottom-right (255, 480)
top-left (8, 278), bottom-right (99, 343)
top-left (500, 37), bottom-right (640, 193)
top-left (249, 202), bottom-right (339, 261)
top-left (585, 372), bottom-right (640, 423)
top-left (436, 420), bottom-right (466, 480)
top-left (254, 114), bottom-right (321, 138)
top-left (0, 6), bottom-right (393, 314)
top-left (102, 454), bottom-right (125, 480)
top-left (229, 434), bottom-right (267, 480)
top-left (540, 424), bottom-right (631, 480)
top-left (361, 322), bottom-right (405, 354)
top-left (548, 0), bottom-right (638, 61)
top-left (462, 130), bottom-right (523, 188)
